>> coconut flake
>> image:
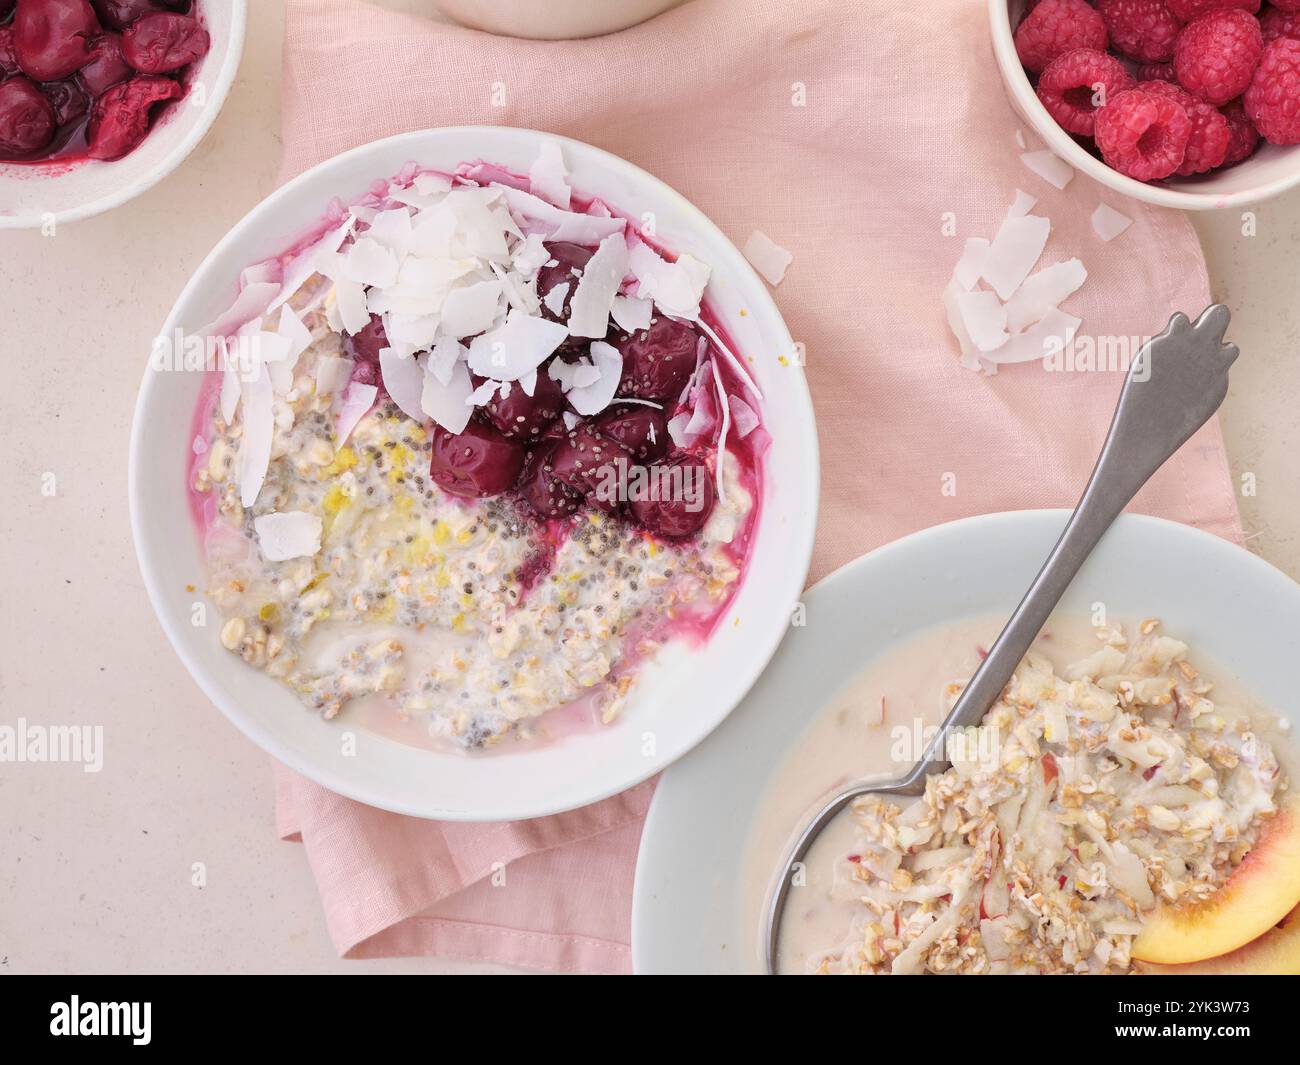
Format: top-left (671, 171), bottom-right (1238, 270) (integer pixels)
top-left (345, 236), bottom-right (401, 289)
top-left (269, 217), bottom-right (355, 313)
top-left (1091, 203), bottom-right (1133, 242)
top-left (237, 365), bottom-right (275, 507)
top-left (984, 307), bottom-right (1080, 365)
top-left (695, 317), bottom-right (762, 403)
top-left (202, 281), bottom-right (281, 340)
top-left (421, 353), bottom-right (474, 433)
top-left (1004, 259), bottom-right (1087, 333)
top-left (1008, 189), bottom-right (1039, 217)
top-left (467, 377), bottom-right (504, 406)
top-left (666, 411), bottom-right (694, 448)
top-left (711, 361), bottom-right (731, 505)
top-left (219, 345), bottom-right (241, 423)
top-left (952, 238), bottom-right (990, 291)
top-left (568, 232), bottom-right (628, 338)
top-left (441, 280), bottom-right (505, 338)
top-left (955, 290), bottom-right (1010, 352)
top-left (1020, 150), bottom-right (1074, 190)
top-left (335, 278), bottom-right (371, 335)
top-left (277, 304), bottom-right (314, 363)
top-left (383, 311), bottom-right (441, 358)
top-left (254, 511), bottom-right (323, 562)
top-left (542, 281), bottom-right (570, 318)
top-left (563, 340), bottom-right (623, 416)
top-left (742, 230), bottom-right (793, 286)
top-left (980, 212), bottom-right (1051, 301)
top-left (378, 348), bottom-right (427, 423)
top-left (1015, 129), bottom-right (1027, 150)
top-left (429, 335), bottom-right (464, 386)
top-left (315, 356), bottom-right (354, 395)
top-left (371, 255), bottom-right (479, 317)
top-left (730, 395), bottom-right (760, 438)
top-left (495, 185), bottom-right (625, 247)
top-left (467, 309), bottom-right (569, 381)
top-left (611, 294), bottom-right (653, 333)
top-left (562, 411), bottom-right (580, 432)
top-left (445, 186), bottom-right (511, 260)
top-left (529, 140), bottom-right (572, 210)
top-left (512, 232), bottom-right (550, 277)
top-left (628, 242), bottom-right (711, 320)
top-left (943, 279), bottom-right (984, 372)
top-left (336, 382), bottom-right (378, 445)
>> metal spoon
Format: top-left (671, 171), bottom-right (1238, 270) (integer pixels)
top-left (765, 305), bottom-right (1239, 974)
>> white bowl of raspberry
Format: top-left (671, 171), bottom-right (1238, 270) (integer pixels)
top-left (128, 126), bottom-right (820, 821)
top-left (0, 0), bottom-right (246, 230)
top-left (991, 0), bottom-right (1300, 209)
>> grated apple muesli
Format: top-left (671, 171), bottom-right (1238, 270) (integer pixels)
top-left (811, 621), bottom-right (1287, 975)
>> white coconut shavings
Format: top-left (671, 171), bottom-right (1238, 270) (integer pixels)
top-left (564, 341), bottom-right (623, 416)
top-left (955, 290), bottom-right (1010, 352)
top-left (383, 311), bottom-right (441, 359)
top-left (379, 347), bottom-right (427, 423)
top-left (254, 511), bottom-right (323, 562)
top-left (628, 242), bottom-right (711, 320)
top-left (666, 411), bottom-right (693, 448)
top-left (335, 278), bottom-right (371, 335)
top-left (440, 279), bottom-right (505, 337)
top-left (695, 317), bottom-right (762, 403)
top-left (742, 230), bottom-right (793, 286)
top-left (1004, 259), bottom-right (1087, 333)
top-left (421, 356), bottom-right (474, 433)
top-left (314, 356), bottom-right (354, 395)
top-left (467, 377), bottom-right (505, 407)
top-left (568, 232), bottom-right (628, 339)
top-left (336, 382), bottom-right (378, 445)
top-left (1020, 150), bottom-right (1074, 190)
top-left (730, 395), bottom-right (760, 438)
top-left (268, 216), bottom-right (354, 314)
top-left (1091, 203), bottom-right (1133, 242)
top-left (202, 281), bottom-right (280, 340)
top-left (468, 308), bottom-right (569, 381)
top-left (611, 294), bottom-right (652, 333)
top-left (711, 360), bottom-right (730, 505)
top-left (1015, 129), bottom-right (1027, 150)
top-left (237, 365), bottom-right (275, 508)
top-left (943, 188), bottom-right (1089, 374)
top-left (346, 236), bottom-right (401, 289)
top-left (219, 341), bottom-right (241, 424)
top-left (981, 212), bottom-right (1051, 301)
top-left (542, 281), bottom-right (570, 318)
top-left (529, 140), bottom-right (572, 210)
top-left (494, 185), bottom-right (625, 246)
top-left (562, 411), bottom-right (580, 432)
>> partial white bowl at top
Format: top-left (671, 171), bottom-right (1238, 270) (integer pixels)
top-left (989, 0), bottom-right (1300, 210)
top-left (0, 1), bottom-right (247, 230)
top-left (129, 126), bottom-right (819, 822)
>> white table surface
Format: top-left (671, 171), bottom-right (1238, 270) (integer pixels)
top-left (1, 0), bottom-right (1297, 974)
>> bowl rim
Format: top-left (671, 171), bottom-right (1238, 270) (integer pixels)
top-left (631, 507), bottom-right (1300, 972)
top-left (0, 0), bottom-right (249, 231)
top-left (987, 0), bottom-right (1300, 211)
top-left (128, 124), bottom-right (821, 821)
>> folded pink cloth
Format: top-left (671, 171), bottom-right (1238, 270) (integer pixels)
top-left (275, 0), bottom-right (1241, 972)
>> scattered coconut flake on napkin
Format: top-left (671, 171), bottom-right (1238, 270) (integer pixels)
top-left (1091, 203), bottom-right (1133, 242)
top-left (742, 230), bottom-right (792, 285)
top-left (1020, 150), bottom-right (1074, 191)
top-left (943, 190), bottom-right (1088, 374)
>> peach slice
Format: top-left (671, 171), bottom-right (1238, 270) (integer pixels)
top-left (1131, 796), bottom-right (1300, 965)
top-left (1137, 903), bottom-right (1300, 975)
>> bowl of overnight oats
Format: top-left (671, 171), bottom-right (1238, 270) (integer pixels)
top-left (130, 127), bottom-right (819, 820)
top-left (0, 0), bottom-right (245, 229)
top-left (633, 511), bottom-right (1300, 975)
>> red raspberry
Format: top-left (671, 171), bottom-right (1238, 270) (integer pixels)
top-left (1098, 0), bottom-right (1183, 62)
top-left (1245, 36), bottom-right (1300, 141)
top-left (1167, 0), bottom-right (1260, 19)
top-left (1137, 78), bottom-right (1232, 172)
top-left (1175, 9), bottom-right (1265, 104)
top-left (1220, 98), bottom-right (1262, 161)
top-left (1261, 7), bottom-right (1300, 42)
top-left (1037, 48), bottom-right (1136, 134)
top-left (1095, 87), bottom-right (1193, 178)
top-left (1136, 61), bottom-right (1178, 80)
top-left (1015, 0), bottom-right (1108, 74)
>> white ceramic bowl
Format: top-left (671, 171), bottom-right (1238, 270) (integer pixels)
top-left (0, 1), bottom-right (247, 230)
top-left (633, 510), bottom-right (1300, 973)
top-left (129, 126), bottom-right (819, 822)
top-left (990, 0), bottom-right (1300, 210)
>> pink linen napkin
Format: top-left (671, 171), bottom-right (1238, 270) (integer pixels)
top-left (274, 0), bottom-right (1242, 972)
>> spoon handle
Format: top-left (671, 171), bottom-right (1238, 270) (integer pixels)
top-left (901, 306), bottom-right (1239, 788)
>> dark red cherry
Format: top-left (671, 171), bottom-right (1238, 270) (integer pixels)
top-left (547, 425), bottom-right (622, 494)
top-left (343, 314), bottom-right (387, 364)
top-left (594, 405), bottom-right (669, 462)
top-left (77, 32), bottom-right (131, 95)
top-left (475, 369), bottom-right (564, 441)
top-left (13, 0), bottom-right (99, 82)
top-left (121, 11), bottom-right (207, 74)
top-left (0, 75), bottom-right (54, 155)
top-left (42, 77), bottom-right (87, 124)
top-left (91, 0), bottom-right (184, 32)
top-left (517, 441), bottom-right (583, 519)
top-left (0, 27), bottom-right (22, 78)
top-left (429, 421), bottom-right (526, 499)
top-left (617, 316), bottom-right (699, 400)
top-left (85, 72), bottom-right (179, 159)
top-left (629, 454), bottom-right (715, 539)
top-left (536, 242), bottom-right (593, 321)
top-left (0, 1), bottom-right (14, 23)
